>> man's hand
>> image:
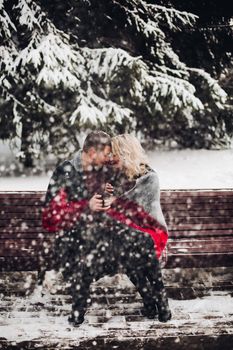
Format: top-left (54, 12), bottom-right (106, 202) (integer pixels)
top-left (89, 193), bottom-right (111, 212)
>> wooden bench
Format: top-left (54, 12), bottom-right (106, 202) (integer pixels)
top-left (0, 190), bottom-right (233, 273)
top-left (1, 190), bottom-right (233, 349)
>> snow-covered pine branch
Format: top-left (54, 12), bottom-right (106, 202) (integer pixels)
top-left (146, 3), bottom-right (198, 31)
top-left (0, 2), bottom-right (16, 40)
top-left (83, 47), bottom-right (204, 116)
top-left (13, 0), bottom-right (45, 31)
top-left (70, 85), bottom-right (132, 126)
top-left (0, 0), bottom-right (231, 164)
top-left (188, 68), bottom-right (227, 108)
top-left (13, 30), bottom-right (84, 90)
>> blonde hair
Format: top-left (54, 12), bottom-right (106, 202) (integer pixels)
top-left (111, 134), bottom-right (150, 180)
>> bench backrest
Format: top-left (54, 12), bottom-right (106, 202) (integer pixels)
top-left (0, 190), bottom-right (233, 271)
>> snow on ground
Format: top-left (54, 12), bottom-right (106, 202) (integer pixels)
top-left (0, 147), bottom-right (233, 190)
top-left (0, 290), bottom-right (232, 343)
top-left (149, 148), bottom-right (233, 189)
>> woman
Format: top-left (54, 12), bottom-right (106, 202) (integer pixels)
top-left (105, 134), bottom-right (171, 322)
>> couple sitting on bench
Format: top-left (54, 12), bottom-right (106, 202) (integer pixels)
top-left (42, 130), bottom-right (172, 325)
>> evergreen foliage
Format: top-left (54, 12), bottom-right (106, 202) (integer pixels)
top-left (0, 0), bottom-right (232, 166)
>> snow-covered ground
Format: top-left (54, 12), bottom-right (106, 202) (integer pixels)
top-left (0, 288), bottom-right (232, 343)
top-left (149, 148), bottom-right (233, 189)
top-left (0, 148), bottom-right (233, 190)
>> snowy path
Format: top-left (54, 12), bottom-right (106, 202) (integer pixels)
top-left (0, 272), bottom-right (233, 348)
top-left (0, 285), bottom-right (232, 348)
top-left (0, 149), bottom-right (233, 190)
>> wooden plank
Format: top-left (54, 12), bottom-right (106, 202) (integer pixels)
top-left (2, 208), bottom-right (233, 219)
top-left (4, 207), bottom-right (231, 218)
top-left (161, 203), bottom-right (233, 211)
top-left (3, 218), bottom-right (233, 227)
top-left (1, 252), bottom-right (232, 271)
top-left (1, 222), bottom-right (233, 231)
top-left (0, 232), bottom-right (55, 239)
top-left (0, 229), bottom-right (232, 239)
top-left (0, 257), bottom-right (39, 271)
top-left (161, 197), bottom-right (233, 205)
top-left (168, 223), bottom-right (233, 230)
top-left (166, 252), bottom-right (233, 268)
top-left (0, 189), bottom-right (232, 195)
top-left (0, 192), bottom-right (45, 198)
top-left (2, 210), bottom-right (233, 221)
top-left (166, 217), bottom-right (233, 224)
top-left (1, 237), bottom-right (232, 256)
top-left (0, 227), bottom-right (49, 234)
top-left (0, 190), bottom-right (232, 202)
top-left (1, 197), bottom-right (233, 207)
top-left (0, 219), bottom-right (43, 227)
top-left (164, 208), bottom-right (233, 217)
top-left (0, 242), bottom-right (54, 257)
top-left (169, 229), bottom-right (233, 238)
top-left (3, 206), bottom-right (232, 215)
top-left (0, 199), bottom-right (44, 206)
top-left (168, 239), bottom-right (233, 254)
top-left (1, 230), bottom-right (225, 239)
top-left (0, 249), bottom-right (52, 257)
top-left (161, 190), bottom-right (233, 197)
top-left (0, 206), bottom-right (43, 212)
top-left (0, 212), bottom-right (43, 220)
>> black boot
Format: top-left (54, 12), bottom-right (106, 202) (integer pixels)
top-left (141, 300), bottom-right (158, 319)
top-left (156, 291), bottom-right (172, 323)
top-left (68, 309), bottom-right (85, 326)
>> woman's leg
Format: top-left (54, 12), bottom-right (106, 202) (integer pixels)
top-left (146, 257), bottom-right (171, 322)
top-left (126, 268), bottom-right (158, 318)
top-left (119, 227), bottom-right (171, 322)
top-left (116, 227), bottom-right (158, 317)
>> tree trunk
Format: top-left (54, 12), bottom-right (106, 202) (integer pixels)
top-left (20, 120), bottom-right (34, 168)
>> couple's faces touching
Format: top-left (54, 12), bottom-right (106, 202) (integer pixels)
top-left (88, 145), bottom-right (123, 170)
top-left (88, 145), bottom-right (112, 167)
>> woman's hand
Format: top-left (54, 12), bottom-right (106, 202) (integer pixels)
top-left (105, 183), bottom-right (114, 194)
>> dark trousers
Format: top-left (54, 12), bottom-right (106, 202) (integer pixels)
top-left (66, 221), bottom-right (169, 316)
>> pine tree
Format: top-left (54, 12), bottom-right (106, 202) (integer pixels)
top-left (0, 0), bottom-right (231, 168)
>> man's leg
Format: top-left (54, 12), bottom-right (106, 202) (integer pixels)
top-left (69, 264), bottom-right (94, 325)
top-left (68, 230), bottom-right (113, 325)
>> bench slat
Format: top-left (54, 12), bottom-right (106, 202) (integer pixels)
top-left (4, 197), bottom-right (232, 205)
top-left (162, 204), bottom-right (233, 211)
top-left (1, 253), bottom-right (232, 271)
top-left (0, 189), bottom-right (232, 196)
top-left (1, 237), bottom-right (232, 256)
top-left (166, 217), bottom-right (233, 224)
top-left (166, 253), bottom-right (233, 268)
top-left (2, 209), bottom-right (233, 216)
top-left (2, 210), bottom-right (233, 221)
top-left (1, 223), bottom-right (233, 232)
top-left (1, 218), bottom-right (233, 228)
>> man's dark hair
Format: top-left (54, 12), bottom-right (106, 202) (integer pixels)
top-left (83, 130), bottom-right (111, 152)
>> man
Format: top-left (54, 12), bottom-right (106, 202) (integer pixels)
top-left (42, 130), bottom-right (114, 324)
top-left (42, 130), bottom-right (113, 233)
